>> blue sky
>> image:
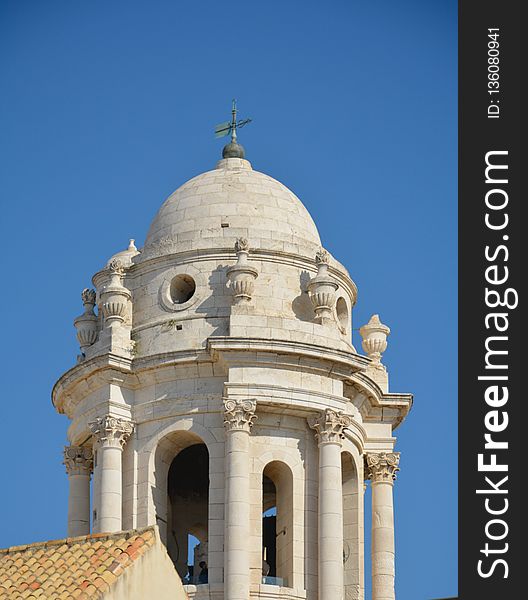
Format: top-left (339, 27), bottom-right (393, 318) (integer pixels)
top-left (0, 1), bottom-right (457, 598)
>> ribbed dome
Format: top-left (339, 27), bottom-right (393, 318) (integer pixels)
top-left (144, 157), bottom-right (321, 253)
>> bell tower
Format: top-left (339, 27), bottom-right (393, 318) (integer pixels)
top-left (53, 130), bottom-right (412, 600)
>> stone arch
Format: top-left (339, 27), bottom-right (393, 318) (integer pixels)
top-left (166, 442), bottom-right (209, 580)
top-left (342, 448), bottom-right (364, 600)
top-left (136, 417), bottom-right (224, 584)
top-left (262, 461), bottom-right (294, 587)
top-left (252, 447), bottom-right (305, 590)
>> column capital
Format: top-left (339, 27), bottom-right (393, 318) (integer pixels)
top-left (89, 415), bottom-right (134, 449)
top-left (365, 452), bottom-right (400, 484)
top-left (64, 446), bottom-right (93, 476)
top-left (308, 408), bottom-right (351, 446)
top-left (223, 398), bottom-right (257, 433)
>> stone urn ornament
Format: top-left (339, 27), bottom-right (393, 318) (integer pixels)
top-left (307, 249), bottom-right (339, 325)
top-left (73, 288), bottom-right (99, 353)
top-left (226, 238), bottom-right (259, 303)
top-left (100, 259), bottom-right (131, 327)
top-left (359, 314), bottom-right (390, 368)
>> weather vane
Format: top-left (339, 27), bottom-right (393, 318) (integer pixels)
top-left (215, 99), bottom-right (252, 143)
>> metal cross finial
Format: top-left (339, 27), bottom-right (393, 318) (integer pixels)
top-left (215, 99), bottom-right (252, 142)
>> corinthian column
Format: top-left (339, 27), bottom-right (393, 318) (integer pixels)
top-left (308, 408), bottom-right (351, 600)
top-left (366, 452), bottom-right (400, 600)
top-left (223, 399), bottom-right (257, 600)
top-left (64, 446), bottom-right (93, 536)
top-left (89, 415), bottom-right (134, 534)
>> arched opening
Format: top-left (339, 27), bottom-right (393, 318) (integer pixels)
top-left (167, 443), bottom-right (209, 585)
top-left (336, 297), bottom-right (349, 333)
top-left (342, 451), bottom-right (362, 598)
top-left (262, 461), bottom-right (294, 587)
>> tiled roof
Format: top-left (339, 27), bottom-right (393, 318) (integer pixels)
top-left (0, 527), bottom-right (156, 599)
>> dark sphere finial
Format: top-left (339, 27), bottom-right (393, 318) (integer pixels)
top-left (222, 141), bottom-right (245, 159)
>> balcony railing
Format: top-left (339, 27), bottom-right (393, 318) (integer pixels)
top-left (182, 575), bottom-right (208, 585)
top-left (262, 576), bottom-right (288, 586)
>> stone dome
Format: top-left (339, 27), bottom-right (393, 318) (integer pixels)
top-left (144, 157), bottom-right (321, 255)
top-left (105, 239), bottom-right (140, 268)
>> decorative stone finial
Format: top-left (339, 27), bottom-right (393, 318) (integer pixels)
top-left (108, 258), bottom-right (126, 276)
top-left (308, 409), bottom-right (352, 445)
top-left (101, 259), bottom-right (131, 326)
top-left (359, 314), bottom-right (390, 368)
top-left (223, 141), bottom-right (245, 159)
top-left (223, 399), bottom-right (257, 432)
top-left (307, 248), bottom-right (339, 325)
top-left (365, 452), bottom-right (400, 484)
top-left (81, 288), bottom-right (96, 306)
top-left (315, 248), bottom-right (329, 265)
top-left (234, 237), bottom-right (250, 253)
top-left (89, 416), bottom-right (134, 449)
top-left (74, 288), bottom-right (99, 354)
top-left (226, 238), bottom-right (259, 303)
top-left (63, 446), bottom-right (93, 476)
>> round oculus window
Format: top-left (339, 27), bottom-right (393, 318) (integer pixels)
top-left (170, 274), bottom-right (196, 304)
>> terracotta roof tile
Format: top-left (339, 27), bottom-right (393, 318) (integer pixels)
top-left (0, 527), bottom-right (156, 599)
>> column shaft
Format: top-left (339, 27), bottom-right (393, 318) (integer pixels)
top-left (308, 408), bottom-right (351, 600)
top-left (318, 442), bottom-right (344, 600)
top-left (366, 452), bottom-right (400, 600)
top-left (94, 444), bottom-right (123, 533)
top-left (223, 398), bottom-right (256, 600)
top-left (224, 428), bottom-right (251, 600)
top-left (64, 446), bottom-right (93, 537)
top-left (89, 415), bottom-right (134, 534)
top-left (371, 482), bottom-right (395, 600)
top-left (68, 474), bottom-right (91, 536)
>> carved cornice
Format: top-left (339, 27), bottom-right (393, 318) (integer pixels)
top-left (365, 452), bottom-right (400, 484)
top-left (52, 339), bottom-right (371, 420)
top-left (208, 337), bottom-right (368, 376)
top-left (63, 446), bottom-right (93, 476)
top-left (89, 415), bottom-right (134, 449)
top-left (346, 376), bottom-right (413, 430)
top-left (52, 353), bottom-right (134, 416)
top-left (308, 408), bottom-right (351, 445)
top-left (223, 398), bottom-right (257, 433)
